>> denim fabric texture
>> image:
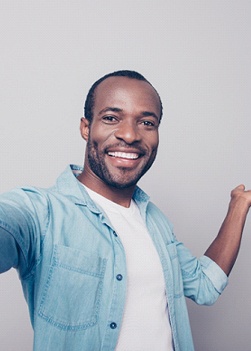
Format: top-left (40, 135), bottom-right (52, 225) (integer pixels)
top-left (0, 165), bottom-right (228, 351)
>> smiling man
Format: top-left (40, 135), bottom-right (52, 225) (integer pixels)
top-left (78, 74), bottom-right (161, 206)
top-left (1, 70), bottom-right (251, 351)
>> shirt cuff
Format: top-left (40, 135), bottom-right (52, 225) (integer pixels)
top-left (200, 255), bottom-right (228, 293)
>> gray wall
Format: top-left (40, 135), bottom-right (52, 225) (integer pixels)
top-left (1, 1), bottom-right (251, 350)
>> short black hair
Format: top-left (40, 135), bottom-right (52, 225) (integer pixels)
top-left (84, 70), bottom-right (163, 122)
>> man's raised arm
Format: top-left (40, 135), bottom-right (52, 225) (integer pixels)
top-left (205, 184), bottom-right (251, 276)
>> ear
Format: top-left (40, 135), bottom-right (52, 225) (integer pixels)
top-left (80, 117), bottom-right (90, 141)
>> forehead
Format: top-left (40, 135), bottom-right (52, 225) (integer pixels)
top-left (93, 76), bottom-right (161, 118)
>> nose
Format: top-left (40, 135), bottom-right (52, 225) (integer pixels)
top-left (114, 120), bottom-right (141, 144)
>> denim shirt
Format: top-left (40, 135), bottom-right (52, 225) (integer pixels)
top-left (0, 165), bottom-right (228, 351)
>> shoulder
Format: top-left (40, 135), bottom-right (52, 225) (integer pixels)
top-left (0, 186), bottom-right (52, 220)
top-left (148, 200), bottom-right (173, 221)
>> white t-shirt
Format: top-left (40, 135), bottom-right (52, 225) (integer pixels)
top-left (84, 186), bottom-right (173, 351)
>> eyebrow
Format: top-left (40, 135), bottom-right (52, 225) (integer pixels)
top-left (98, 107), bottom-right (160, 121)
top-left (141, 111), bottom-right (159, 121)
top-left (98, 107), bottom-right (123, 115)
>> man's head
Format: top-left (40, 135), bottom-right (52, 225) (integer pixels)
top-left (79, 70), bottom-right (162, 198)
top-left (84, 70), bottom-right (163, 124)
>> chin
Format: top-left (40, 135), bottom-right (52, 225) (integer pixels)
top-left (107, 180), bottom-right (137, 190)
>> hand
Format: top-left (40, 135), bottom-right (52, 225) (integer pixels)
top-left (230, 184), bottom-right (251, 212)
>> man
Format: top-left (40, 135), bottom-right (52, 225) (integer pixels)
top-left (0, 70), bottom-right (250, 351)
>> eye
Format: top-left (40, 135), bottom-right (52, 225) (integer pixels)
top-left (142, 120), bottom-right (155, 126)
top-left (102, 115), bottom-right (118, 124)
top-left (140, 120), bottom-right (158, 129)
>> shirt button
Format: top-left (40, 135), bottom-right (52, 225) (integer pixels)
top-left (113, 231), bottom-right (118, 237)
top-left (110, 322), bottom-right (117, 329)
top-left (116, 274), bottom-right (123, 281)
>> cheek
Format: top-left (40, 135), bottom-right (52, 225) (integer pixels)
top-left (148, 132), bottom-right (159, 150)
top-left (89, 125), bottom-right (114, 145)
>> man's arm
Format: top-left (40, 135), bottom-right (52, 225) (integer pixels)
top-left (0, 188), bottom-right (47, 276)
top-left (0, 229), bottom-right (19, 273)
top-left (205, 184), bottom-right (251, 276)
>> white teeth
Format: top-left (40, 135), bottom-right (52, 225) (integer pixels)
top-left (108, 151), bottom-right (139, 159)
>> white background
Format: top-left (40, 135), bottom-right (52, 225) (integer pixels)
top-left (0, 1), bottom-right (251, 350)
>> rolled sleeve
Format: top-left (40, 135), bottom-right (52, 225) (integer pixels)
top-left (199, 255), bottom-right (228, 293)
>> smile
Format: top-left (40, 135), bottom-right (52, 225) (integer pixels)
top-left (107, 151), bottom-right (139, 160)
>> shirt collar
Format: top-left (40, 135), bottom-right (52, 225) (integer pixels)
top-left (54, 164), bottom-right (150, 214)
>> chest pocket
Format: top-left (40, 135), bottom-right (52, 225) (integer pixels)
top-left (38, 244), bottom-right (107, 331)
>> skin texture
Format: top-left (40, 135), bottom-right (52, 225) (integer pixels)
top-left (78, 74), bottom-right (251, 276)
top-left (78, 76), bottom-right (161, 207)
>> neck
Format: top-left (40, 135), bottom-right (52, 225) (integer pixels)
top-left (77, 170), bottom-right (135, 208)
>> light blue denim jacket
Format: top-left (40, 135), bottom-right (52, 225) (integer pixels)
top-left (0, 165), bottom-right (228, 351)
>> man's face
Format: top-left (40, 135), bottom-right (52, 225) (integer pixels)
top-left (82, 76), bottom-right (161, 190)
